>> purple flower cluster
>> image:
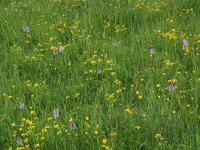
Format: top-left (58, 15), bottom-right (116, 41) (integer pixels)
top-left (19, 102), bottom-right (25, 109)
top-left (53, 108), bottom-right (59, 119)
top-left (169, 83), bottom-right (175, 92)
top-left (17, 137), bottom-right (22, 145)
top-left (53, 46), bottom-right (64, 55)
top-left (23, 25), bottom-right (30, 33)
top-left (183, 39), bottom-right (188, 50)
top-left (70, 122), bottom-right (76, 130)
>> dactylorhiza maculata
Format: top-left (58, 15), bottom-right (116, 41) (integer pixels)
top-left (96, 69), bottom-right (103, 75)
top-left (113, 40), bottom-right (118, 47)
top-left (53, 50), bottom-right (58, 55)
top-left (183, 39), bottom-right (188, 50)
top-left (19, 102), bottom-right (24, 109)
top-left (59, 46), bottom-right (64, 52)
top-left (23, 25), bottom-right (30, 33)
top-left (70, 122), bottom-right (76, 130)
top-left (150, 48), bottom-right (155, 54)
top-left (17, 137), bottom-right (22, 145)
top-left (169, 83), bottom-right (175, 92)
top-left (53, 108), bottom-right (59, 119)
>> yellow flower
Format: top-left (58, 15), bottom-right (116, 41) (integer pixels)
top-left (19, 128), bottom-right (23, 131)
top-left (48, 117), bottom-right (53, 121)
top-left (106, 60), bottom-right (112, 64)
top-left (25, 145), bottom-right (29, 148)
top-left (16, 147), bottom-right (24, 150)
top-left (135, 125), bottom-right (141, 130)
top-left (91, 60), bottom-right (97, 65)
top-left (155, 133), bottom-right (161, 139)
top-left (85, 116), bottom-right (89, 121)
top-left (156, 84), bottom-right (160, 88)
top-left (85, 122), bottom-right (90, 128)
top-left (102, 138), bottom-right (107, 144)
top-left (50, 46), bottom-right (58, 50)
top-left (8, 147), bottom-right (12, 150)
top-left (24, 138), bottom-right (29, 143)
top-left (8, 95), bottom-right (14, 99)
top-left (35, 144), bottom-right (40, 148)
top-left (40, 136), bottom-right (45, 140)
top-left (75, 93), bottom-right (80, 97)
top-left (136, 91), bottom-right (140, 95)
top-left (11, 123), bottom-right (16, 127)
top-left (69, 117), bottom-right (73, 122)
top-left (54, 125), bottom-right (59, 129)
top-left (45, 125), bottom-right (50, 129)
top-left (42, 128), bottom-right (47, 133)
top-left (110, 131), bottom-right (117, 136)
top-left (34, 83), bottom-right (39, 88)
top-left (94, 130), bottom-right (98, 135)
top-left (124, 108), bottom-right (132, 114)
top-left (30, 111), bottom-right (35, 115)
top-left (172, 29), bottom-right (176, 32)
top-left (138, 95), bottom-right (143, 99)
top-left (50, 37), bottom-right (57, 41)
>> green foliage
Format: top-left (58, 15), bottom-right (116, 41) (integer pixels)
top-left (0, 0), bottom-right (199, 149)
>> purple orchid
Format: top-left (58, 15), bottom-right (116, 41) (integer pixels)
top-left (53, 108), bottom-right (59, 119)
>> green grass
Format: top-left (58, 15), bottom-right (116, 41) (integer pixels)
top-left (0, 0), bottom-right (199, 149)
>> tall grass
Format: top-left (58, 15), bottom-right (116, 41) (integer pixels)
top-left (0, 0), bottom-right (199, 149)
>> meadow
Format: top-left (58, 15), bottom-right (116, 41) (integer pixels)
top-left (0, 0), bottom-right (200, 149)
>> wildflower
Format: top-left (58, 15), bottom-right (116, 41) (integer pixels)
top-left (106, 60), bottom-right (112, 64)
top-left (34, 83), bottom-right (39, 88)
top-left (70, 122), bottom-right (76, 130)
top-left (48, 117), bottom-right (53, 121)
top-left (138, 95), bottom-right (143, 99)
top-left (102, 138), bottom-right (107, 144)
top-left (150, 48), bottom-right (155, 54)
top-left (136, 91), bottom-right (140, 95)
top-left (23, 25), bottom-right (30, 33)
top-left (40, 137), bottom-right (45, 140)
top-left (75, 93), bottom-right (80, 97)
top-left (156, 84), bottom-right (160, 88)
top-left (135, 125), bottom-right (141, 130)
top-left (94, 130), bottom-right (98, 135)
top-left (59, 46), bottom-right (64, 52)
top-left (30, 111), bottom-right (35, 115)
top-left (53, 108), bottom-right (59, 119)
top-left (17, 137), bottom-right (22, 145)
top-left (169, 83), bottom-right (175, 92)
top-left (34, 144), bottom-right (40, 148)
top-left (8, 95), bottom-right (14, 99)
top-left (183, 39), bottom-right (188, 50)
top-left (19, 102), bottom-right (24, 109)
top-left (53, 50), bottom-right (58, 55)
top-left (155, 133), bottom-right (162, 139)
top-left (110, 131), bottom-right (117, 136)
top-left (24, 138), bottom-right (29, 143)
top-left (50, 37), bottom-right (57, 41)
top-left (113, 40), bottom-right (118, 47)
top-left (124, 108), bottom-right (132, 114)
top-left (11, 123), bottom-right (16, 127)
top-left (54, 125), bottom-right (59, 129)
top-left (96, 69), bottom-right (102, 74)
top-left (85, 116), bottom-right (89, 121)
